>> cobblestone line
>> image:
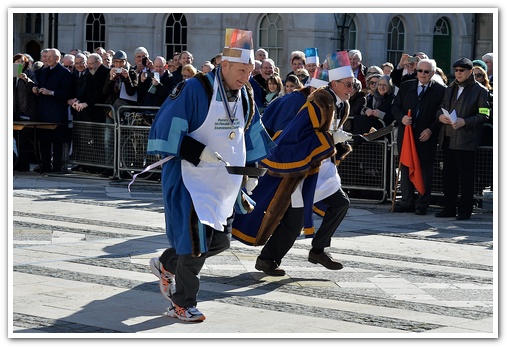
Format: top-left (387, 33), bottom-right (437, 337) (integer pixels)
top-left (343, 229), bottom-right (492, 247)
top-left (12, 313), bottom-right (122, 333)
top-left (14, 259), bottom-right (492, 321)
top-left (12, 265), bottom-right (443, 333)
top-left (200, 293), bottom-right (444, 332)
top-left (12, 191), bottom-right (164, 211)
top-left (13, 221), bottom-right (161, 241)
top-left (13, 212), bottom-right (165, 233)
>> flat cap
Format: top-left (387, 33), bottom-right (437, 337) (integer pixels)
top-left (453, 57), bottom-right (473, 70)
top-left (113, 50), bottom-right (127, 60)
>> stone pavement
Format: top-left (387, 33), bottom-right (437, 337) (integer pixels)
top-left (9, 171), bottom-right (497, 338)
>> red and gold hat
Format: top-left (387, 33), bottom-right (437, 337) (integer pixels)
top-left (222, 29), bottom-right (254, 64)
top-left (327, 50), bottom-right (354, 81)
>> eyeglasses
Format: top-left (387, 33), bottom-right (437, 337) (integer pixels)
top-left (377, 84), bottom-right (388, 87)
top-left (337, 81), bottom-right (353, 88)
top-left (454, 68), bottom-right (468, 73)
top-left (417, 69), bottom-right (430, 74)
top-left (63, 65), bottom-right (74, 69)
top-left (368, 81), bottom-right (377, 85)
top-left (475, 73), bottom-right (485, 78)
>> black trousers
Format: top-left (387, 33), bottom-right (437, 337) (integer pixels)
top-left (399, 160), bottom-right (434, 209)
top-left (442, 148), bottom-right (476, 216)
top-left (159, 214), bottom-right (233, 308)
top-left (260, 187), bottom-right (350, 265)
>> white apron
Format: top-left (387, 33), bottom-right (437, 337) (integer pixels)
top-left (291, 110), bottom-right (343, 208)
top-left (291, 158), bottom-right (341, 208)
top-left (181, 75), bottom-right (246, 231)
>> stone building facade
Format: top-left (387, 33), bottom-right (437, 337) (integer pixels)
top-left (12, 10), bottom-right (494, 76)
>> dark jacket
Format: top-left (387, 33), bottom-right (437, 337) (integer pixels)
top-left (392, 79), bottom-right (446, 164)
top-left (82, 64), bottom-right (110, 122)
top-left (137, 70), bottom-right (176, 106)
top-left (437, 75), bottom-right (490, 151)
top-left (354, 63), bottom-right (368, 91)
top-left (103, 63), bottom-right (138, 105)
top-left (36, 64), bottom-right (72, 124)
top-left (13, 68), bottom-right (38, 120)
top-left (391, 67), bottom-right (417, 88)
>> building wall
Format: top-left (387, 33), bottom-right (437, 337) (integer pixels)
top-left (12, 11), bottom-right (494, 75)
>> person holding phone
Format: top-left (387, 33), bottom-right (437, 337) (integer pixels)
top-left (137, 56), bottom-right (177, 106)
top-left (391, 52), bottom-right (429, 88)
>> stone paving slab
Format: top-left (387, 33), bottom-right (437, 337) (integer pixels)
top-left (9, 172), bottom-right (498, 338)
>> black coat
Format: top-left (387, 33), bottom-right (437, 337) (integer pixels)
top-left (137, 70), bottom-right (176, 106)
top-left (36, 64), bottom-right (72, 124)
top-left (437, 75), bottom-right (490, 151)
top-left (392, 79), bottom-right (446, 164)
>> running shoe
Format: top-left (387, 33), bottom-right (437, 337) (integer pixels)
top-left (167, 302), bottom-right (206, 322)
top-left (149, 257), bottom-right (176, 302)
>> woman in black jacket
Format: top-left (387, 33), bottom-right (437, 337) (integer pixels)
top-left (353, 75), bottom-right (395, 146)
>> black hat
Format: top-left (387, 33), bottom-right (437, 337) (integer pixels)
top-left (113, 50), bottom-right (127, 60)
top-left (453, 57), bottom-right (473, 70)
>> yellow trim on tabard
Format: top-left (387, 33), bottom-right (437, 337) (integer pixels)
top-left (261, 102), bottom-right (330, 170)
top-left (312, 204), bottom-right (326, 217)
top-left (231, 228), bottom-right (256, 245)
top-left (479, 108), bottom-right (489, 116)
top-left (303, 226), bottom-right (315, 237)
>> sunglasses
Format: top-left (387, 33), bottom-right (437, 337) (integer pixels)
top-left (368, 81), bottom-right (377, 85)
top-left (338, 81), bottom-right (353, 88)
top-left (454, 68), bottom-right (468, 73)
top-left (475, 73), bottom-right (485, 78)
top-left (417, 69), bottom-right (430, 74)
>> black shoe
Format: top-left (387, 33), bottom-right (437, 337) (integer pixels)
top-left (415, 208), bottom-right (427, 215)
top-left (435, 209), bottom-right (456, 218)
top-left (308, 250), bottom-right (343, 270)
top-left (456, 214), bottom-right (471, 220)
top-left (393, 204), bottom-right (416, 213)
top-left (255, 257), bottom-right (285, 276)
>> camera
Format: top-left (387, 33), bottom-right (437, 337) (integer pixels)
top-left (408, 56), bottom-right (418, 63)
top-left (142, 56), bottom-right (148, 67)
top-left (115, 68), bottom-right (122, 73)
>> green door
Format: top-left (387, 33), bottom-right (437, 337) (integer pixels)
top-left (433, 17), bottom-right (452, 75)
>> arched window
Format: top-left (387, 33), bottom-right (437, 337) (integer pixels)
top-left (258, 14), bottom-right (283, 68)
top-left (333, 14), bottom-right (356, 51)
top-left (386, 16), bottom-right (405, 65)
top-left (165, 13), bottom-right (187, 59)
top-left (85, 13), bottom-right (105, 52)
top-left (24, 14), bottom-right (42, 34)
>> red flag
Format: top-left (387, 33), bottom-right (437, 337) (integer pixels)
top-left (400, 111), bottom-right (425, 195)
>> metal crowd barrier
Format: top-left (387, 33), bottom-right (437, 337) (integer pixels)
top-left (339, 116), bottom-right (392, 202)
top-left (68, 104), bottom-right (117, 175)
top-left (68, 104), bottom-right (161, 180)
top-left (390, 127), bottom-right (494, 202)
top-left (68, 108), bottom-right (493, 205)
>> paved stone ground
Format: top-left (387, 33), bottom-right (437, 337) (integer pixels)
top-left (9, 171), bottom-right (497, 339)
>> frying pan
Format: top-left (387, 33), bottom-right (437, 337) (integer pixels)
top-left (218, 157), bottom-right (267, 177)
top-left (352, 123), bottom-right (395, 141)
top-left (225, 166), bottom-right (267, 177)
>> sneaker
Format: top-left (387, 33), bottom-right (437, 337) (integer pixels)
top-left (167, 302), bottom-right (206, 322)
top-left (149, 257), bottom-right (176, 302)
